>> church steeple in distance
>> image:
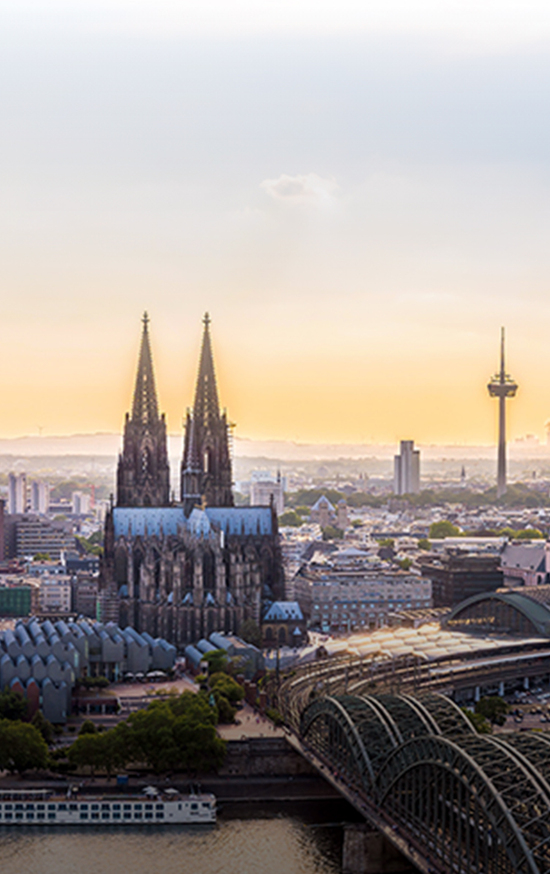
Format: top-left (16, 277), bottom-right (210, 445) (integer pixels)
top-left (181, 313), bottom-right (234, 514)
top-left (116, 312), bottom-right (171, 507)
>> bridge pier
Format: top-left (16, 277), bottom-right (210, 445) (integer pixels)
top-left (343, 824), bottom-right (414, 874)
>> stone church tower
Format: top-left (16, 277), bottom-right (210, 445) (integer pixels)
top-left (181, 313), bottom-right (234, 513)
top-left (116, 313), bottom-right (171, 507)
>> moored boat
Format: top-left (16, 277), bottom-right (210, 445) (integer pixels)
top-left (0, 787), bottom-right (216, 825)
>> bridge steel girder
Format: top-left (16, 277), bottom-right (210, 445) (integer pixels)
top-left (300, 695), bottom-right (376, 787)
top-left (414, 691), bottom-right (476, 739)
top-left (377, 733), bottom-right (550, 874)
top-left (499, 733), bottom-right (550, 789)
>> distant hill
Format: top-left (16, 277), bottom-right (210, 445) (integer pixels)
top-left (0, 433), bottom-right (546, 461)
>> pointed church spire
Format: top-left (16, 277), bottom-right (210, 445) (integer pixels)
top-left (193, 312), bottom-right (221, 429)
top-left (131, 311), bottom-right (159, 424)
top-left (181, 314), bottom-right (234, 513)
top-left (116, 313), bottom-right (171, 507)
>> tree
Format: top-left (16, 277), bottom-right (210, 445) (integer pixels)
top-left (322, 525), bottom-right (344, 541)
top-left (78, 719), bottom-right (97, 736)
top-left (203, 649), bottom-right (228, 675)
top-left (475, 696), bottom-right (508, 726)
top-left (461, 708), bottom-right (492, 734)
top-left (238, 619), bottom-right (262, 648)
top-left (417, 538), bottom-right (431, 550)
top-left (278, 510), bottom-right (303, 527)
top-left (0, 721), bottom-right (48, 773)
top-left (209, 673), bottom-right (244, 705)
top-left (398, 558), bottom-right (413, 571)
top-left (212, 693), bottom-right (236, 724)
top-left (31, 711), bottom-right (54, 745)
top-left (429, 521), bottom-right (461, 539)
top-left (0, 690), bottom-right (28, 722)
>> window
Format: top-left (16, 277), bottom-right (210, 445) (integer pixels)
top-left (48, 813), bottom-right (56, 820)
top-left (69, 804), bottom-right (78, 811)
top-left (191, 803), bottom-right (198, 811)
top-left (58, 803), bottom-right (67, 811)
top-left (91, 813), bottom-right (99, 820)
top-left (124, 811), bottom-right (132, 819)
top-left (80, 813), bottom-right (88, 820)
top-left (80, 804), bottom-right (88, 810)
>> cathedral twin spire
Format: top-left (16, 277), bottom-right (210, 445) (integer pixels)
top-left (116, 311), bottom-right (233, 512)
top-left (116, 312), bottom-right (170, 508)
top-left (181, 312), bottom-right (234, 513)
top-left (131, 312), bottom-right (159, 425)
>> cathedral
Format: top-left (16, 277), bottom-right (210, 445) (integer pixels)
top-left (100, 313), bottom-right (285, 648)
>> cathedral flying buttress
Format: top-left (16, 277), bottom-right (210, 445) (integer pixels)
top-left (101, 314), bottom-right (284, 647)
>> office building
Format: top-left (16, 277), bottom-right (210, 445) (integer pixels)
top-left (394, 440), bottom-right (420, 495)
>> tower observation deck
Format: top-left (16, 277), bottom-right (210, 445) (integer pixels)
top-left (487, 327), bottom-right (517, 498)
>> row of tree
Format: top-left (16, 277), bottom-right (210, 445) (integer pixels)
top-left (67, 691), bottom-right (227, 775)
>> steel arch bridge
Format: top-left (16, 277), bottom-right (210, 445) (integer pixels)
top-left (294, 691), bottom-right (550, 874)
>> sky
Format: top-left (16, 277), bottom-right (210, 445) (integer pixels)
top-left (2, 1), bottom-right (550, 446)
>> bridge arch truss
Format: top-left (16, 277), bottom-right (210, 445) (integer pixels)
top-left (299, 692), bottom-right (550, 874)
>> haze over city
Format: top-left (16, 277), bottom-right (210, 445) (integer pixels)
top-left (2, 0), bottom-right (550, 446)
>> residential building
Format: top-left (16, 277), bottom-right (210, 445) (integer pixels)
top-left (39, 575), bottom-right (72, 613)
top-left (8, 473), bottom-right (26, 514)
top-left (30, 481), bottom-right (50, 514)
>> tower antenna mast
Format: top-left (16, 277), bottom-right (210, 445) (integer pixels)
top-left (487, 327), bottom-right (518, 498)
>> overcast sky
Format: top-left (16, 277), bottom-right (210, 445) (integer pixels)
top-left (1, 0), bottom-right (550, 445)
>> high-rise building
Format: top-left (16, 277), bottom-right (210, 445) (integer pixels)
top-left (72, 492), bottom-right (91, 516)
top-left (393, 440), bottom-right (420, 495)
top-left (30, 481), bottom-right (50, 515)
top-left (8, 473), bottom-right (27, 515)
top-left (181, 313), bottom-right (234, 514)
top-left (116, 312), bottom-right (171, 508)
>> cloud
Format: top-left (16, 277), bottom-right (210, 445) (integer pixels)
top-left (260, 173), bottom-right (339, 206)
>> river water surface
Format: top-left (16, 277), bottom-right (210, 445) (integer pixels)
top-left (0, 813), bottom-right (343, 874)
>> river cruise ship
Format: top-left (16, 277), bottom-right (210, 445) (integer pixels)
top-left (0, 787), bottom-right (216, 825)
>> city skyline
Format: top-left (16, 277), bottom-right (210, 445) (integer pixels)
top-left (2, 1), bottom-right (550, 444)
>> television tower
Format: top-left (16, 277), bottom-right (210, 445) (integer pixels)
top-left (487, 328), bottom-right (517, 498)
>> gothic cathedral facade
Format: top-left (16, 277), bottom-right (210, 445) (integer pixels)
top-left (101, 314), bottom-right (285, 648)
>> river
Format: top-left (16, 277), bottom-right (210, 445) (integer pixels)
top-left (0, 808), bottom-right (344, 874)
